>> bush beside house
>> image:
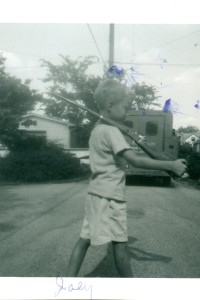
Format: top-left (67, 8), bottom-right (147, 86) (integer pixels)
top-left (0, 135), bottom-right (89, 183)
top-left (187, 152), bottom-right (200, 179)
top-left (178, 141), bottom-right (200, 180)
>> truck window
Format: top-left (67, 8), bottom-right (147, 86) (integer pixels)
top-left (146, 121), bottom-right (158, 136)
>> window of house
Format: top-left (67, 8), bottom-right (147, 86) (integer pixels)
top-left (146, 121), bottom-right (158, 136)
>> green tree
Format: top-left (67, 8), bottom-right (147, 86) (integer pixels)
top-left (0, 54), bottom-right (42, 149)
top-left (42, 55), bottom-right (100, 124)
top-left (177, 125), bottom-right (199, 134)
top-left (42, 56), bottom-right (161, 147)
top-left (130, 83), bottom-right (161, 110)
top-left (42, 55), bottom-right (101, 147)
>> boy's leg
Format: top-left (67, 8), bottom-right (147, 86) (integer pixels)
top-left (112, 241), bottom-right (133, 277)
top-left (66, 237), bottom-right (90, 277)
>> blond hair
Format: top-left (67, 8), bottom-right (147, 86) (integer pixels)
top-left (94, 79), bottom-right (126, 111)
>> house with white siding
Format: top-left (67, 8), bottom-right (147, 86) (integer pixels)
top-left (179, 132), bottom-right (200, 145)
top-left (0, 113), bottom-right (73, 157)
top-left (179, 131), bottom-right (200, 153)
top-left (0, 113), bottom-right (89, 161)
top-left (20, 113), bottom-right (89, 162)
top-left (19, 113), bottom-right (74, 148)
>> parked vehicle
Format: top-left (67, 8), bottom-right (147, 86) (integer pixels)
top-left (124, 110), bottom-right (179, 185)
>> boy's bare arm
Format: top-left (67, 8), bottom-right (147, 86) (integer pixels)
top-left (120, 149), bottom-right (186, 177)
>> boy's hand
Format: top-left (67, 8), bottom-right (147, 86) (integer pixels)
top-left (170, 159), bottom-right (187, 177)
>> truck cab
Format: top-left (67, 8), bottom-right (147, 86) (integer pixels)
top-left (124, 110), bottom-right (179, 185)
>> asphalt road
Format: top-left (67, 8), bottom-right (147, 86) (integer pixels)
top-left (0, 178), bottom-right (200, 278)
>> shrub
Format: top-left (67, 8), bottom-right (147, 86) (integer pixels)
top-left (178, 142), bottom-right (194, 160)
top-left (0, 135), bottom-right (89, 183)
top-left (187, 152), bottom-right (200, 179)
top-left (178, 142), bottom-right (200, 180)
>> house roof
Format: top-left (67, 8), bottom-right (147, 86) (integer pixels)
top-left (180, 132), bottom-right (200, 141)
top-left (22, 113), bottom-right (75, 127)
top-left (194, 139), bottom-right (200, 144)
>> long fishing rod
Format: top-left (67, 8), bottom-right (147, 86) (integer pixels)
top-left (49, 92), bottom-right (187, 178)
top-left (49, 92), bottom-right (175, 160)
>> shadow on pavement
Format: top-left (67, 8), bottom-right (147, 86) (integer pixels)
top-left (128, 236), bottom-right (172, 263)
top-left (84, 242), bottom-right (119, 277)
top-left (84, 236), bottom-right (172, 277)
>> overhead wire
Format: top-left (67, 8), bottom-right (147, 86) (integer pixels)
top-left (133, 26), bottom-right (200, 60)
top-left (86, 24), bottom-right (107, 70)
top-left (2, 25), bottom-right (108, 70)
top-left (1, 25), bottom-right (200, 79)
top-left (157, 29), bottom-right (200, 49)
top-left (1, 26), bottom-right (199, 69)
top-left (96, 60), bottom-right (200, 67)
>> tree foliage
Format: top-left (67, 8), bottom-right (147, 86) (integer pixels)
top-left (178, 141), bottom-right (200, 180)
top-left (177, 125), bottom-right (200, 134)
top-left (129, 83), bottom-right (161, 110)
top-left (0, 54), bottom-right (42, 149)
top-left (178, 141), bottom-right (194, 160)
top-left (42, 55), bottom-right (100, 125)
top-left (0, 136), bottom-right (89, 182)
top-left (187, 152), bottom-right (200, 179)
top-left (42, 56), bottom-right (161, 147)
top-left (42, 56), bottom-right (101, 147)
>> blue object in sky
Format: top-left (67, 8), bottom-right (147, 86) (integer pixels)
top-left (194, 100), bottom-right (200, 109)
top-left (163, 99), bottom-right (171, 112)
top-left (163, 98), bottom-right (181, 114)
top-left (108, 65), bottom-right (124, 77)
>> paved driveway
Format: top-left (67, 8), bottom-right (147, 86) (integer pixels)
top-left (0, 179), bottom-right (200, 278)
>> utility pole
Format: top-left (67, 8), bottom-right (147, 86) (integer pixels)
top-left (109, 24), bottom-right (114, 68)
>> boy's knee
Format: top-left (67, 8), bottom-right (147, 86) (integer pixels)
top-left (112, 241), bottom-right (128, 251)
top-left (112, 241), bottom-right (128, 246)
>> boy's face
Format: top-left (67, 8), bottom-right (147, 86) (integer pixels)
top-left (109, 99), bottom-right (130, 122)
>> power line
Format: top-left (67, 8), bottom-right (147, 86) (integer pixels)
top-left (134, 27), bottom-right (200, 62)
top-left (5, 62), bottom-right (200, 69)
top-left (86, 24), bottom-right (107, 69)
top-left (155, 29), bottom-right (200, 67)
top-left (101, 61), bottom-right (200, 67)
top-left (158, 29), bottom-right (200, 49)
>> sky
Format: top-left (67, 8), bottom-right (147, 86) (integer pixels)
top-left (0, 2), bottom-right (200, 130)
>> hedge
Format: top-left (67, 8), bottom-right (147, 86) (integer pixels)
top-left (178, 142), bottom-right (200, 180)
top-left (187, 152), bottom-right (200, 179)
top-left (0, 136), bottom-right (89, 183)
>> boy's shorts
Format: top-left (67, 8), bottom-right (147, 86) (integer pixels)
top-left (80, 194), bottom-right (128, 245)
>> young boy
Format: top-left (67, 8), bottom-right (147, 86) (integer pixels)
top-left (66, 79), bottom-right (186, 278)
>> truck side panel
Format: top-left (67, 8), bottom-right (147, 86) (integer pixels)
top-left (124, 110), bottom-right (178, 179)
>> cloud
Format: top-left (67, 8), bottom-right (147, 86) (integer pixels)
top-left (134, 47), bottom-right (160, 64)
top-left (1, 50), bottom-right (44, 90)
top-left (2, 50), bottom-right (22, 67)
top-left (174, 67), bottom-right (200, 84)
top-left (174, 113), bottom-right (200, 129)
top-left (116, 37), bottom-right (132, 62)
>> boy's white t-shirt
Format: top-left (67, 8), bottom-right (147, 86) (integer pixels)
top-left (88, 123), bottom-right (132, 201)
